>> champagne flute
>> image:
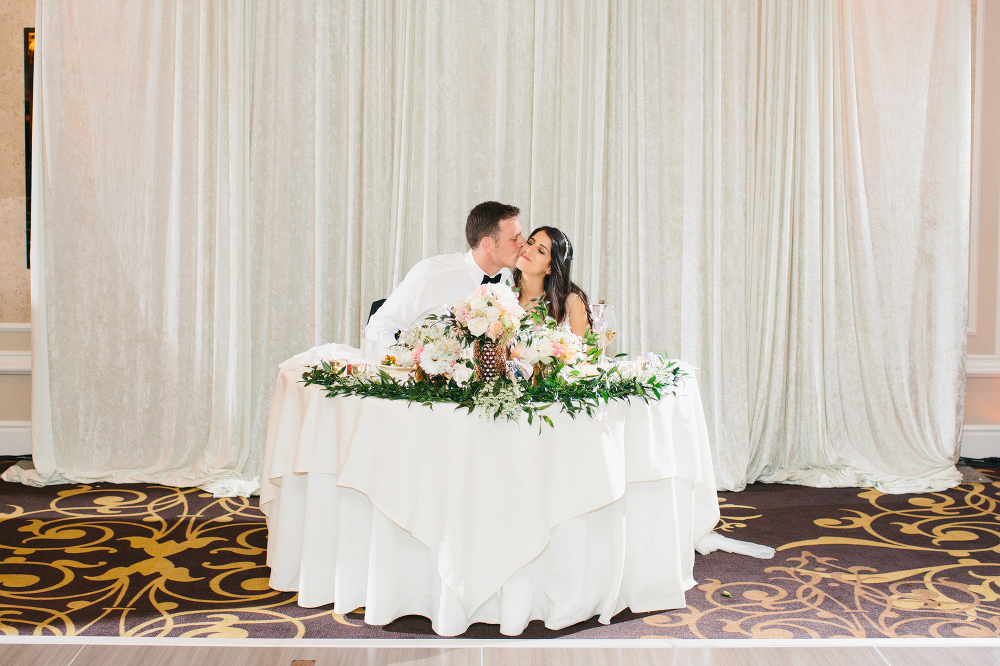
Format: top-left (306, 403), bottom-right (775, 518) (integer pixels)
top-left (601, 304), bottom-right (618, 356)
top-left (589, 301), bottom-right (618, 360)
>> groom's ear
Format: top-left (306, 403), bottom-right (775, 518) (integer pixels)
top-left (478, 236), bottom-right (495, 253)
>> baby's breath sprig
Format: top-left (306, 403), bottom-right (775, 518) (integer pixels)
top-left (472, 378), bottom-right (524, 422)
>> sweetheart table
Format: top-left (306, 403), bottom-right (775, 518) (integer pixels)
top-left (260, 347), bottom-right (722, 636)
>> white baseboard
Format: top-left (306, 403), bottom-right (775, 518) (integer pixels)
top-left (962, 425), bottom-right (1000, 459)
top-left (968, 356), bottom-right (1000, 377)
top-left (0, 421), bottom-right (31, 456)
top-left (0, 351), bottom-right (30, 374)
top-left (0, 322), bottom-right (31, 375)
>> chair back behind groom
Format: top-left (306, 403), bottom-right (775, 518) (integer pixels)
top-left (368, 299), bottom-right (386, 324)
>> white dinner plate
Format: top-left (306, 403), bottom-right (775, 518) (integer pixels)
top-left (378, 364), bottom-right (414, 378)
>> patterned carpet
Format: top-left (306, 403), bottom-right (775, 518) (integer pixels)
top-left (1, 459), bottom-right (998, 639)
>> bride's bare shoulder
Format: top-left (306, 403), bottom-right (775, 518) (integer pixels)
top-left (565, 293), bottom-right (589, 336)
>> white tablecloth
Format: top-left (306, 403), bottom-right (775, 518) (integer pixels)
top-left (261, 362), bottom-right (721, 636)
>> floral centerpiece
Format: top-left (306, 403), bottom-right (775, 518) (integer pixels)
top-left (301, 285), bottom-right (690, 429)
top-left (514, 325), bottom-right (585, 382)
top-left (450, 283), bottom-right (526, 345)
top-left (303, 347), bottom-right (690, 429)
top-left (390, 319), bottom-right (473, 385)
top-left (449, 284), bottom-right (526, 381)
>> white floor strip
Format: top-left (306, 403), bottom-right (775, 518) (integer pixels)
top-left (2, 636), bottom-right (999, 648)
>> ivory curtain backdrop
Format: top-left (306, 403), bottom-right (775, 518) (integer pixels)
top-left (6, 0), bottom-right (258, 492)
top-left (7, 0), bottom-right (968, 495)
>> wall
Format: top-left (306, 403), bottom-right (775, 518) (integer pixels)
top-left (964, 0), bottom-right (1000, 457)
top-left (0, 0), bottom-right (31, 323)
top-left (0, 0), bottom-right (33, 454)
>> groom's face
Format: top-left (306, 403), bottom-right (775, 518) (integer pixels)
top-left (493, 216), bottom-right (526, 269)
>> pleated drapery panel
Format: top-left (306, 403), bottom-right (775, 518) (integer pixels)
top-left (11, 1), bottom-right (258, 490)
top-left (250, 0), bottom-right (966, 492)
top-left (724, 0), bottom-right (969, 492)
top-left (247, 1), bottom-right (542, 453)
top-left (247, 1), bottom-right (759, 471)
top-left (12, 0), bottom-right (969, 495)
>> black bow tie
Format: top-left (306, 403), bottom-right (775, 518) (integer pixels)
top-left (481, 273), bottom-right (503, 285)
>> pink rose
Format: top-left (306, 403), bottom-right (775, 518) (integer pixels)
top-left (413, 346), bottom-right (423, 362)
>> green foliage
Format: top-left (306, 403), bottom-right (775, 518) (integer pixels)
top-left (300, 357), bottom-right (689, 429)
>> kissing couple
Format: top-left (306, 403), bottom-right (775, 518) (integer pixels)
top-left (365, 201), bottom-right (593, 345)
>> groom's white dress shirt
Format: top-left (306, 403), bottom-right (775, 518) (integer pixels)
top-left (364, 250), bottom-right (513, 340)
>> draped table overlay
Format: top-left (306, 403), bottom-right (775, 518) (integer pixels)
top-left (261, 358), bottom-right (721, 636)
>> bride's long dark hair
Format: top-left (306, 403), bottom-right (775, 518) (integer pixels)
top-left (513, 226), bottom-right (592, 328)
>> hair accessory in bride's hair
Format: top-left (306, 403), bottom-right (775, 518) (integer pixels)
top-left (563, 240), bottom-right (570, 261)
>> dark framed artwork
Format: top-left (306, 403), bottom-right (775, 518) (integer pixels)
top-left (25, 27), bottom-right (33, 269)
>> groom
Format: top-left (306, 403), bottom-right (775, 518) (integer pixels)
top-left (364, 201), bottom-right (526, 342)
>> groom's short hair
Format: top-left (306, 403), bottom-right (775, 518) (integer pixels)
top-left (466, 201), bottom-right (520, 249)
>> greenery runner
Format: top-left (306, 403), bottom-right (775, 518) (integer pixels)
top-left (301, 284), bottom-right (690, 427)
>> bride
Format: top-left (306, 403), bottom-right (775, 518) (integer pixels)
top-left (513, 226), bottom-right (593, 337)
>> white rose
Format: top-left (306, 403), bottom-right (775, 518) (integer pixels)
top-left (393, 348), bottom-right (415, 368)
top-left (470, 297), bottom-right (488, 312)
top-left (485, 305), bottom-right (501, 322)
top-left (499, 291), bottom-right (520, 309)
top-left (453, 362), bottom-right (474, 385)
top-left (537, 338), bottom-right (555, 361)
top-left (467, 316), bottom-right (489, 337)
top-left (520, 344), bottom-right (541, 366)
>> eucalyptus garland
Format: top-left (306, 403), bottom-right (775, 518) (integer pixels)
top-left (300, 356), bottom-right (690, 428)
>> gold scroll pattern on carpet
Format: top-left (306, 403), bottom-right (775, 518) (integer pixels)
top-left (0, 485), bottom-right (356, 638)
top-left (715, 496), bottom-right (765, 533)
top-left (644, 467), bottom-right (1000, 639)
top-left (2, 469), bottom-right (999, 638)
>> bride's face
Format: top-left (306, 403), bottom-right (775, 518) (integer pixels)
top-left (516, 231), bottom-right (552, 277)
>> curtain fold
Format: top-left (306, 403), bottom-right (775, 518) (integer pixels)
top-left (8, 0), bottom-right (257, 490)
top-left (726, 0), bottom-right (969, 492)
top-left (10, 0), bottom-right (969, 496)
